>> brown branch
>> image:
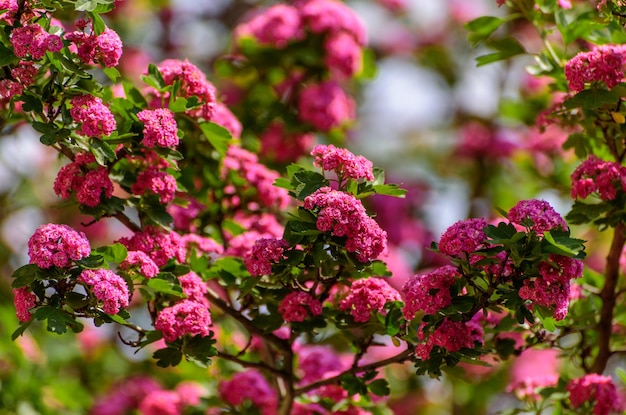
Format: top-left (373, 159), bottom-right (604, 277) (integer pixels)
top-left (294, 348), bottom-right (414, 395)
top-left (591, 222), bottom-right (626, 373)
top-left (278, 346), bottom-right (295, 415)
top-left (216, 351), bottom-right (286, 377)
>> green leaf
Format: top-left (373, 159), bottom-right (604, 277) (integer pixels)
top-left (11, 264), bottom-right (43, 288)
top-left (183, 334), bottom-right (217, 368)
top-left (146, 63), bottom-right (167, 90)
top-left (65, 292), bottom-right (90, 309)
top-left (90, 139), bottom-right (117, 165)
top-left (199, 121), bottom-right (232, 157)
top-left (373, 184), bottom-right (407, 198)
top-left (76, 254), bottom-right (105, 269)
top-left (123, 81), bottom-right (148, 107)
top-left (153, 347), bottom-right (183, 368)
top-left (475, 37), bottom-right (525, 67)
top-left (564, 88), bottom-right (621, 110)
top-left (33, 307), bottom-right (83, 335)
top-left (0, 42), bottom-right (17, 66)
top-left (368, 379), bottom-right (391, 397)
top-left (75, 0), bottom-right (115, 12)
top-left (542, 230), bottom-right (586, 258)
top-left (95, 243), bottom-right (128, 263)
top-left (147, 275), bottom-right (184, 297)
top-left (292, 170), bottom-right (329, 200)
top-left (103, 67), bottom-right (121, 82)
top-left (464, 16), bottom-right (505, 47)
top-left (169, 97), bottom-right (189, 113)
top-left (11, 322), bottom-right (31, 340)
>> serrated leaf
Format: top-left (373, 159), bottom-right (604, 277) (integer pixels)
top-left (475, 38), bottom-right (525, 67)
top-left (564, 88), bottom-right (621, 110)
top-left (11, 264), bottom-right (43, 288)
top-left (199, 122), bottom-right (232, 156)
top-left (103, 67), bottom-right (121, 82)
top-left (90, 139), bottom-right (117, 165)
top-left (464, 16), bottom-right (505, 47)
top-left (153, 347), bottom-right (183, 367)
top-left (95, 243), bottom-right (128, 263)
top-left (147, 276), bottom-right (184, 297)
top-left (368, 379), bottom-right (390, 396)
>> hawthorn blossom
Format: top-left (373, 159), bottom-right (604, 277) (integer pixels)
top-left (54, 153), bottom-right (114, 207)
top-left (178, 271), bottom-right (208, 304)
top-left (507, 374), bottom-right (559, 401)
top-left (438, 217), bottom-right (488, 257)
top-left (11, 23), bottom-right (62, 60)
top-left (0, 62), bottom-right (38, 100)
top-left (304, 187), bottom-right (387, 262)
top-left (65, 27), bottom-right (123, 68)
top-left (507, 199), bottom-right (568, 234)
top-left (78, 269), bottom-right (130, 315)
top-left (121, 250), bottom-right (159, 278)
top-left (208, 102), bottom-right (242, 138)
top-left (28, 223), bottom-right (91, 269)
top-left (234, 4), bottom-right (304, 48)
top-left (259, 122), bottom-right (314, 163)
top-left (244, 238), bottom-right (289, 276)
top-left (519, 254), bottom-right (583, 320)
top-left (138, 390), bottom-right (182, 415)
top-left (324, 31), bottom-right (363, 79)
top-left (297, 345), bottom-right (345, 383)
top-left (90, 376), bottom-right (161, 415)
top-left (339, 277), bottom-right (400, 323)
top-left (300, 0), bottom-right (367, 46)
top-left (402, 265), bottom-right (459, 318)
top-left (297, 81), bottom-right (355, 132)
top-left (278, 291), bottom-right (323, 322)
top-left (218, 370), bottom-right (278, 415)
top-left (181, 234), bottom-right (224, 256)
top-left (117, 226), bottom-right (186, 267)
top-left (154, 300), bottom-right (212, 342)
top-left (565, 44), bottom-right (626, 93)
top-left (13, 287), bottom-right (37, 322)
top-left (137, 108), bottom-right (179, 148)
top-left (131, 167), bottom-right (177, 204)
top-left (311, 144), bottom-right (374, 181)
top-left (566, 374), bottom-right (622, 415)
top-left (70, 95), bottom-right (116, 137)
top-left (571, 155), bottom-right (626, 201)
top-left (415, 316), bottom-right (483, 361)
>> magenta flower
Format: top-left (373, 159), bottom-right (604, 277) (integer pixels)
top-left (117, 226), bottom-right (186, 267)
top-left (259, 122), bottom-right (314, 163)
top-left (297, 81), bottom-right (355, 132)
top-left (438, 218), bottom-right (488, 257)
top-left (244, 238), bottom-right (289, 277)
top-left (297, 344), bottom-right (345, 383)
top-left (54, 153), bottom-right (114, 207)
top-left (234, 4), bottom-right (304, 48)
top-left (154, 300), bottom-right (212, 342)
top-left (218, 369), bottom-right (278, 415)
top-left (508, 199), bottom-right (568, 234)
top-left (178, 271), bottom-right (208, 305)
top-left (339, 277), bottom-right (400, 323)
top-left (121, 250), bottom-right (159, 278)
top-left (311, 144), bottom-right (374, 181)
top-left (402, 265), bottom-right (459, 318)
top-left (70, 95), bottom-right (116, 138)
top-left (278, 291), bottom-right (323, 322)
top-left (566, 374), bottom-right (622, 415)
top-left (78, 269), bottom-right (130, 315)
top-left (138, 390), bottom-right (182, 415)
top-left (415, 316), bottom-right (483, 361)
top-left (324, 31), bottom-right (363, 79)
top-left (571, 155), bottom-right (626, 201)
top-left (11, 24), bottom-right (62, 60)
top-left (207, 102), bottom-right (242, 139)
top-left (131, 167), bottom-right (177, 204)
top-left (28, 223), bottom-right (91, 269)
top-left (565, 44), bottom-right (626, 93)
top-left (137, 108), bottom-right (179, 148)
top-left (13, 287), bottom-right (37, 322)
top-left (300, 0), bottom-right (367, 46)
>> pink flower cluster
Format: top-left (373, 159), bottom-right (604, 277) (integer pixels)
top-left (218, 369), bottom-right (278, 415)
top-left (339, 277), bottom-right (400, 323)
top-left (178, 271), bottom-right (208, 305)
top-left (137, 108), bottom-right (179, 148)
top-left (259, 122), bottom-right (314, 163)
top-left (223, 145), bottom-right (290, 209)
top-left (78, 269), bottom-right (130, 315)
top-left (120, 250), bottom-right (159, 278)
top-left (279, 291), bottom-right (323, 322)
top-left (519, 254), bottom-right (583, 320)
top-left (571, 155), bottom-right (626, 201)
top-left (297, 344), bottom-right (345, 383)
top-left (402, 265), bottom-right (459, 318)
top-left (565, 44), bottom-right (626, 93)
top-left (566, 374), bottom-right (622, 415)
top-left (438, 218), bottom-right (488, 257)
top-left (54, 153), bottom-right (114, 207)
top-left (152, 59), bottom-right (217, 120)
top-left (181, 234), bottom-right (224, 256)
top-left (154, 299), bottom-right (212, 342)
top-left (507, 374), bottom-right (558, 401)
top-left (13, 287), bottom-right (37, 322)
top-left (90, 376), bottom-right (161, 415)
top-left (70, 95), bottom-right (117, 138)
top-left (130, 166), bottom-right (177, 204)
top-left (65, 26), bottom-right (123, 68)
top-left (508, 199), bottom-right (568, 234)
top-left (297, 81), bottom-right (356, 132)
top-left (28, 223), bottom-right (91, 269)
top-left (208, 102), bottom-right (243, 139)
top-left (10, 23), bottom-right (62, 60)
top-left (311, 144), bottom-right (375, 182)
top-left (244, 238), bottom-right (289, 277)
top-left (235, 4), bottom-right (304, 48)
top-left (415, 316), bottom-right (483, 361)
top-left (117, 226), bottom-right (186, 267)
top-left (304, 187), bottom-right (387, 262)
top-left (0, 61), bottom-right (38, 100)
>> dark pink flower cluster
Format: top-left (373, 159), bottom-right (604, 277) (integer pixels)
top-left (28, 223), bottom-right (91, 269)
top-left (304, 187), bottom-right (387, 262)
top-left (0, 61), bottom-right (38, 100)
top-left (508, 199), bottom-right (568, 234)
top-left (339, 277), bottom-right (400, 323)
top-left (311, 144), bottom-right (375, 181)
top-left (181, 234), bottom-right (224, 256)
top-left (506, 374), bottom-right (559, 400)
top-left (571, 155), bottom-right (626, 201)
top-left (54, 153), bottom-right (114, 207)
top-left (10, 23), bottom-right (62, 60)
top-left (0, 0), bottom-right (18, 21)
top-left (178, 271), bottom-right (208, 305)
top-left (278, 291), bottom-right (323, 322)
top-left (324, 31), bottom-right (363, 79)
top-left (65, 27), bottom-right (123, 68)
top-left (13, 287), bottom-right (37, 322)
top-left (259, 122), bottom-right (314, 163)
top-left (70, 95), bottom-right (117, 138)
top-left (244, 238), bottom-right (289, 277)
top-left (120, 250), bottom-right (159, 278)
top-left (153, 59), bottom-right (217, 120)
top-left (402, 265), bottom-right (459, 318)
top-left (154, 299), bottom-right (212, 342)
top-left (300, 0), bottom-right (367, 46)
top-left (519, 254), bottom-right (583, 320)
top-left (131, 166), bottom-right (177, 204)
top-left (438, 218), bottom-right (488, 257)
top-left (117, 226), bottom-right (186, 267)
top-left (235, 4), bottom-right (304, 48)
top-left (565, 44), bottom-right (626, 93)
top-left (218, 369), bottom-right (278, 415)
top-left (566, 374), bottom-right (622, 415)
top-left (297, 344), bottom-right (345, 383)
top-left (223, 146), bottom-right (290, 209)
top-left (138, 390), bottom-right (182, 415)
top-left (137, 108), bottom-right (179, 148)
top-left (78, 269), bottom-right (130, 315)
top-left (90, 376), bottom-right (161, 415)
top-left (415, 316), bottom-right (483, 360)
top-left (297, 81), bottom-right (356, 132)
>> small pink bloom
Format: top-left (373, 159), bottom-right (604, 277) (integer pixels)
top-left (297, 81), bottom-right (355, 132)
top-left (244, 238), bottom-right (289, 276)
top-left (121, 250), bottom-right (159, 278)
top-left (301, 0), bottom-right (367, 46)
top-left (402, 265), bottom-right (459, 318)
top-left (508, 199), bottom-right (567, 234)
top-left (218, 370), bottom-right (278, 415)
top-left (234, 4), bottom-right (304, 48)
top-left (13, 287), bottom-right (37, 322)
top-left (311, 144), bottom-right (374, 181)
top-left (79, 269), bottom-right (130, 315)
top-left (131, 167), bottom-right (177, 204)
top-left (70, 95), bottom-right (116, 137)
top-left (565, 44), bottom-right (626, 93)
top-left (339, 277), bottom-right (400, 323)
top-left (415, 316), bottom-right (483, 360)
top-left (438, 218), bottom-right (488, 257)
top-left (138, 390), bottom-right (182, 415)
top-left (11, 24), bottom-right (62, 60)
top-left (28, 223), bottom-right (91, 269)
top-left (324, 31), bottom-right (363, 79)
top-left (65, 27), bottom-right (123, 68)
top-left (155, 300), bottom-right (212, 342)
top-left (117, 227), bottom-right (186, 267)
top-left (137, 108), bottom-right (179, 148)
top-left (279, 291), bottom-right (323, 322)
top-left (567, 374), bottom-right (622, 415)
